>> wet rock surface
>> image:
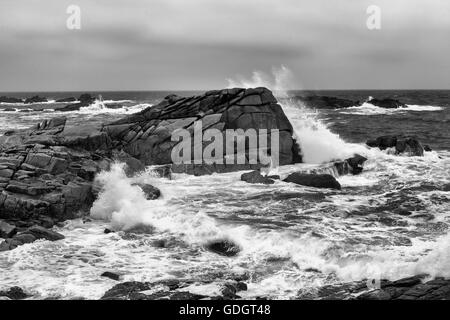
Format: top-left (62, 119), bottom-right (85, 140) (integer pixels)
top-left (297, 275), bottom-right (450, 300)
top-left (367, 135), bottom-right (425, 156)
top-left (283, 173), bottom-right (342, 190)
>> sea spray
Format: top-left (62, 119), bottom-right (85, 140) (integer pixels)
top-left (228, 65), bottom-right (368, 164)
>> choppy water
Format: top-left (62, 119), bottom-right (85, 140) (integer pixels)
top-left (0, 90), bottom-right (449, 299)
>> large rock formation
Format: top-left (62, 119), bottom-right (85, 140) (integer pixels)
top-left (0, 87), bottom-right (301, 223)
top-left (366, 135), bottom-right (425, 156)
top-left (104, 87), bottom-right (302, 175)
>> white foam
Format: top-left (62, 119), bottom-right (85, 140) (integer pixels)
top-left (341, 102), bottom-right (444, 115)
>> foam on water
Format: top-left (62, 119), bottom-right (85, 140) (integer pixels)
top-left (340, 102), bottom-right (444, 115)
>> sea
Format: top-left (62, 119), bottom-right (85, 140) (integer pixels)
top-left (0, 89), bottom-right (449, 299)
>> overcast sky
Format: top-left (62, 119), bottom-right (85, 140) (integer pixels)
top-left (0, 0), bottom-right (449, 91)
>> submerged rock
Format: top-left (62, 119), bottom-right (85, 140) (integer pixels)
top-left (283, 173), bottom-right (341, 190)
top-left (0, 96), bottom-right (23, 104)
top-left (366, 135), bottom-right (424, 156)
top-left (345, 154), bottom-right (368, 175)
top-left (205, 239), bottom-right (241, 257)
top-left (241, 170), bottom-right (275, 184)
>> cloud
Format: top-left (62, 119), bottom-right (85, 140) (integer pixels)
top-left (0, 0), bottom-right (449, 90)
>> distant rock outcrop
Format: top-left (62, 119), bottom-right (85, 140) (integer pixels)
top-left (0, 96), bottom-right (23, 104)
top-left (59, 94), bottom-right (96, 112)
top-left (24, 96), bottom-right (48, 104)
top-left (367, 135), bottom-right (424, 156)
top-left (368, 98), bottom-right (407, 109)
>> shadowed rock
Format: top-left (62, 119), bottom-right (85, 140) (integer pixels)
top-left (133, 183), bottom-right (161, 200)
top-left (367, 135), bottom-right (424, 156)
top-left (368, 98), bottom-right (407, 109)
top-left (241, 170), bottom-right (275, 184)
top-left (283, 173), bottom-right (341, 190)
top-left (205, 239), bottom-right (241, 257)
top-left (24, 96), bottom-right (48, 104)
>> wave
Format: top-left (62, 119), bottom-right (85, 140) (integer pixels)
top-left (340, 102), bottom-right (444, 115)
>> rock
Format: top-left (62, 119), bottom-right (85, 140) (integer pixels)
top-left (104, 228), bottom-right (114, 234)
top-left (368, 98), bottom-right (407, 109)
top-left (283, 173), bottom-right (341, 190)
top-left (0, 287), bottom-right (29, 300)
top-left (443, 183), bottom-right (450, 192)
top-left (24, 96), bottom-right (48, 104)
top-left (25, 226), bottom-right (64, 241)
top-left (133, 183), bottom-right (161, 200)
top-left (101, 272), bottom-right (121, 281)
top-left (345, 154), bottom-right (368, 175)
top-left (423, 145), bottom-right (432, 152)
top-left (295, 95), bottom-right (359, 109)
top-left (59, 94), bottom-right (96, 112)
top-left (205, 239), bottom-right (241, 257)
top-left (0, 96), bottom-right (23, 103)
top-left (2, 107), bottom-right (17, 112)
top-left (241, 170), bottom-right (275, 184)
top-left (0, 220), bottom-right (16, 238)
top-left (366, 135), bottom-right (424, 156)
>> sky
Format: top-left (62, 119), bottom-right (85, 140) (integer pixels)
top-left (0, 0), bottom-right (449, 91)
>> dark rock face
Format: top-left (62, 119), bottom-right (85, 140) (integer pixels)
top-left (367, 135), bottom-right (424, 156)
top-left (0, 96), bottom-right (23, 103)
top-left (0, 224), bottom-right (64, 251)
top-left (241, 170), bottom-right (275, 184)
top-left (283, 173), bottom-right (341, 190)
top-left (24, 96), bottom-right (48, 104)
top-left (298, 274), bottom-right (450, 300)
top-left (104, 87), bottom-right (301, 175)
top-left (368, 98), bottom-right (407, 109)
top-left (295, 96), bottom-right (359, 109)
top-left (205, 239), bottom-right (241, 257)
top-left (345, 154), bottom-right (368, 175)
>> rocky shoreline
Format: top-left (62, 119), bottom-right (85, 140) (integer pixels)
top-left (1, 87), bottom-right (447, 300)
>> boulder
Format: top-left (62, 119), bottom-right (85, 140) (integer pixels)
top-left (241, 170), bottom-right (275, 184)
top-left (283, 173), bottom-right (341, 190)
top-left (59, 94), bottom-right (96, 112)
top-left (101, 271), bottom-right (121, 281)
top-left (367, 135), bottom-right (424, 156)
top-left (346, 154), bottom-right (368, 175)
top-left (133, 183), bottom-right (161, 200)
top-left (205, 239), bottom-right (241, 257)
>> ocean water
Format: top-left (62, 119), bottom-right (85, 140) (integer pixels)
top-left (0, 90), bottom-right (449, 299)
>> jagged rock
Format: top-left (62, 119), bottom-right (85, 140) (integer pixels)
top-left (367, 135), bottom-right (424, 156)
top-left (205, 239), bottom-right (241, 257)
top-left (24, 96), bottom-right (48, 104)
top-left (296, 96), bottom-right (359, 109)
top-left (0, 220), bottom-right (16, 238)
top-left (241, 170), bottom-right (275, 184)
top-left (283, 173), bottom-right (341, 190)
top-left (368, 98), bottom-right (407, 109)
top-left (104, 87), bottom-right (301, 174)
